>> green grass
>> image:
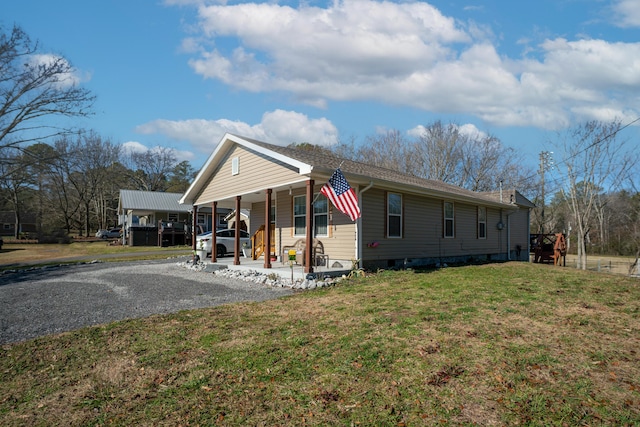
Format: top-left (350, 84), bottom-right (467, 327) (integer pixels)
top-left (1, 262), bottom-right (639, 425)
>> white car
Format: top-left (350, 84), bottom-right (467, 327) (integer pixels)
top-left (96, 228), bottom-right (121, 239)
top-left (196, 229), bottom-right (251, 257)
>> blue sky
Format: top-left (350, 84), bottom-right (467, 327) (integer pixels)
top-left (4, 0), bottom-right (640, 171)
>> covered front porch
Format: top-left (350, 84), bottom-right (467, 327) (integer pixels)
top-left (181, 134), bottom-right (361, 275)
top-left (192, 177), bottom-right (342, 275)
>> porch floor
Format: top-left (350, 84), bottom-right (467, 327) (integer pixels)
top-left (200, 255), bottom-right (352, 280)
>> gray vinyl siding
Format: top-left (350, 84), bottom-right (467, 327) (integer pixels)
top-left (195, 145), bottom-right (302, 205)
top-left (361, 188), bottom-right (513, 266)
top-left (509, 209), bottom-right (530, 259)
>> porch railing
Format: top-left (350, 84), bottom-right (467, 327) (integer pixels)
top-left (250, 224), bottom-right (275, 260)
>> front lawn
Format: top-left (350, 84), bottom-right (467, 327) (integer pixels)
top-left (1, 262), bottom-right (638, 425)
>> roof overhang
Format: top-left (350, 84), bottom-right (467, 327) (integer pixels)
top-left (180, 133), bottom-right (313, 206)
top-left (181, 134), bottom-right (522, 212)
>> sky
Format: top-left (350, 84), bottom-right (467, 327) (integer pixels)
top-left (3, 0), bottom-right (640, 172)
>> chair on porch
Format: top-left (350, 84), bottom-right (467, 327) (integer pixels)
top-left (281, 238), bottom-right (327, 267)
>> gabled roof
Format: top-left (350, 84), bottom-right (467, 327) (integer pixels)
top-left (224, 208), bottom-right (250, 222)
top-left (181, 133), bottom-right (529, 209)
top-left (119, 190), bottom-right (192, 214)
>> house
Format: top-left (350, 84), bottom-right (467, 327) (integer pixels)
top-left (117, 189), bottom-right (231, 246)
top-left (0, 211), bottom-right (37, 238)
top-left (224, 208), bottom-right (250, 232)
top-left (180, 133), bottom-right (534, 273)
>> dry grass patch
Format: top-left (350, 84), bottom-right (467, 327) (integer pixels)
top-left (0, 241), bottom-right (190, 267)
top-left (1, 262), bottom-right (639, 425)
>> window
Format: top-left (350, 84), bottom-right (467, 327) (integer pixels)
top-left (231, 156), bottom-right (239, 175)
top-left (478, 206), bottom-right (486, 239)
top-left (293, 195), bottom-right (306, 236)
top-left (217, 214), bottom-right (227, 229)
top-left (387, 192), bottom-right (402, 238)
top-left (293, 194), bottom-right (329, 236)
top-left (197, 213), bottom-right (206, 226)
top-left (168, 213), bottom-right (178, 222)
top-left (444, 201), bottom-right (454, 238)
top-left (314, 194), bottom-right (328, 236)
top-left (218, 229), bottom-right (232, 238)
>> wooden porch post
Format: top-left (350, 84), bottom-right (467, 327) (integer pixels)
top-left (234, 196), bottom-right (241, 265)
top-left (264, 189), bottom-right (272, 269)
top-left (192, 205), bottom-right (198, 261)
top-left (305, 179), bottom-right (314, 274)
top-left (211, 201), bottom-right (217, 262)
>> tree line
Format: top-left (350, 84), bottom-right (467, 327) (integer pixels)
top-left (0, 134), bottom-right (195, 238)
top-left (535, 120), bottom-right (640, 265)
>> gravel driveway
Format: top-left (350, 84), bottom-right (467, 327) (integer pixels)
top-left (0, 259), bottom-right (294, 345)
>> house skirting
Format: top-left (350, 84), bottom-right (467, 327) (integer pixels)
top-left (364, 251), bottom-right (529, 270)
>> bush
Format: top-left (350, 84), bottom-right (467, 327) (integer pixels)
top-left (38, 229), bottom-right (73, 244)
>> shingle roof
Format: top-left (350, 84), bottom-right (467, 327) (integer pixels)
top-left (119, 190), bottom-right (191, 213)
top-left (482, 190), bottom-right (536, 208)
top-left (239, 135), bottom-right (525, 207)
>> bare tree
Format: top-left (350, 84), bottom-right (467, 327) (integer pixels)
top-left (0, 148), bottom-right (34, 238)
top-left (354, 129), bottom-right (411, 173)
top-left (412, 121), bottom-right (464, 184)
top-left (557, 120), bottom-right (633, 269)
top-left (72, 131), bottom-right (121, 235)
top-left (0, 25), bottom-right (95, 163)
top-left (125, 146), bottom-right (177, 191)
top-left (336, 123), bottom-right (536, 195)
top-left (411, 121), bottom-right (537, 194)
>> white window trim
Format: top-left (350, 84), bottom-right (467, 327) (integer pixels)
top-left (293, 195), bottom-right (306, 237)
top-left (231, 156), bottom-right (239, 175)
top-left (478, 206), bottom-right (487, 239)
top-left (387, 192), bottom-right (402, 238)
top-left (293, 194), bottom-right (329, 237)
top-left (314, 193), bottom-right (329, 237)
top-left (444, 201), bottom-right (455, 238)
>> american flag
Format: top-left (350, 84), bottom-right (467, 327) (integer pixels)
top-left (320, 168), bottom-right (361, 221)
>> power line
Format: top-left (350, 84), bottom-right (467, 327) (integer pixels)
top-left (521, 116), bottom-right (640, 189)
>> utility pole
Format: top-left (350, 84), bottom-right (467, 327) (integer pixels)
top-left (539, 151), bottom-right (553, 234)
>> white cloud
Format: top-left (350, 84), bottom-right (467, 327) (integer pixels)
top-left (457, 123), bottom-right (488, 140)
top-left (612, 0), bottom-right (640, 28)
top-left (135, 109), bottom-right (339, 154)
top-left (189, 0), bottom-right (467, 101)
top-left (29, 54), bottom-right (87, 88)
top-left (177, 0), bottom-right (640, 130)
top-left (407, 123), bottom-right (487, 140)
top-left (121, 141), bottom-right (148, 154)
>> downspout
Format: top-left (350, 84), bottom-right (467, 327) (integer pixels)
top-left (527, 208), bottom-right (531, 261)
top-left (357, 182), bottom-right (374, 268)
top-left (192, 205), bottom-right (198, 262)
